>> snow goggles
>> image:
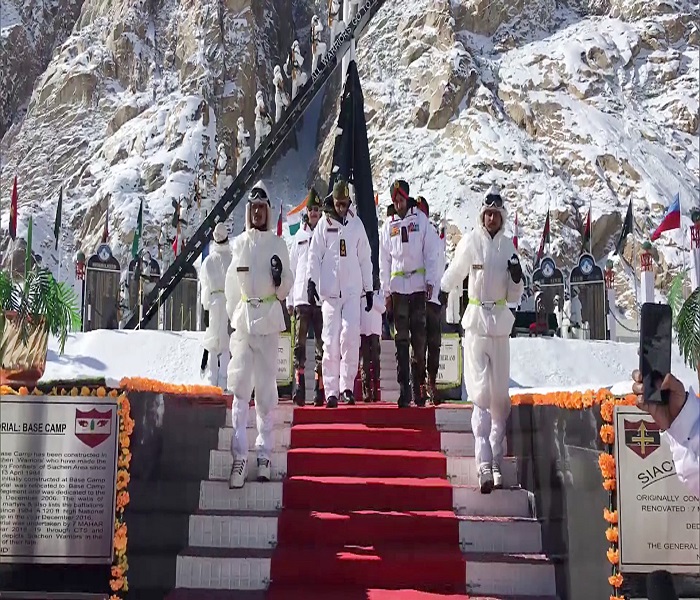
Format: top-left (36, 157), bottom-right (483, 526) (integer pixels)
top-left (484, 193), bottom-right (503, 208)
top-left (249, 188), bottom-right (269, 202)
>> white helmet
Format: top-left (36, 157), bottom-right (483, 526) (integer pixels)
top-left (312, 15), bottom-right (319, 22)
top-left (237, 116), bottom-right (244, 126)
top-left (256, 90), bottom-right (264, 101)
top-left (274, 64), bottom-right (281, 75)
top-left (292, 40), bottom-right (300, 50)
top-left (479, 183), bottom-right (508, 228)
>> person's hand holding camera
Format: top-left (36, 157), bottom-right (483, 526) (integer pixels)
top-left (631, 370), bottom-right (688, 430)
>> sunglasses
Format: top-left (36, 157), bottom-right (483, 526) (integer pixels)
top-left (484, 194), bottom-right (503, 208)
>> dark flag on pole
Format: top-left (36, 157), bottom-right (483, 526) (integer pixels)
top-left (327, 60), bottom-right (379, 288)
top-left (581, 208), bottom-right (591, 254)
top-left (615, 200), bottom-right (634, 256)
top-left (535, 211), bottom-right (551, 269)
top-left (54, 187), bottom-right (63, 250)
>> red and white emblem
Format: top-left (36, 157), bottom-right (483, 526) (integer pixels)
top-left (74, 408), bottom-right (113, 448)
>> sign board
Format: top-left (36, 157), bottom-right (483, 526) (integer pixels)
top-left (277, 332), bottom-right (293, 386)
top-left (615, 405), bottom-right (700, 573)
top-left (436, 334), bottom-right (461, 388)
top-left (84, 244), bottom-right (121, 331)
top-left (0, 396), bottom-right (118, 564)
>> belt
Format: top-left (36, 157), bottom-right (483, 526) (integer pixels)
top-left (211, 289), bottom-right (224, 294)
top-left (468, 298), bottom-right (506, 309)
top-left (391, 267), bottom-right (426, 277)
top-left (241, 293), bottom-right (278, 308)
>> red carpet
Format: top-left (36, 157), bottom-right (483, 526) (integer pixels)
top-left (267, 403), bottom-right (468, 598)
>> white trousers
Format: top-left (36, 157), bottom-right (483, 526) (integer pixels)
top-left (311, 43), bottom-right (327, 73)
top-left (237, 152), bottom-right (250, 175)
top-left (254, 122), bottom-right (271, 150)
top-left (291, 73), bottom-right (307, 100)
top-left (205, 349), bottom-right (231, 389)
top-left (463, 333), bottom-right (511, 467)
top-left (321, 296), bottom-right (361, 398)
top-left (275, 93), bottom-right (288, 122)
top-left (227, 331), bottom-right (279, 460)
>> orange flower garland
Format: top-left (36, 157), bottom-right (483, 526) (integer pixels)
top-left (598, 393), bottom-right (637, 600)
top-left (111, 391), bottom-right (134, 598)
top-left (119, 377), bottom-right (223, 397)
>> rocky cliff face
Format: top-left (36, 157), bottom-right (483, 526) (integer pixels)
top-left (0, 0), bottom-right (297, 274)
top-left (315, 0), bottom-right (698, 313)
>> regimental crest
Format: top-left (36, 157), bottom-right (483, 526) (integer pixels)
top-left (75, 408), bottom-right (113, 449)
top-left (390, 225), bottom-right (400, 237)
top-left (408, 222), bottom-right (419, 233)
top-left (624, 419), bottom-right (661, 459)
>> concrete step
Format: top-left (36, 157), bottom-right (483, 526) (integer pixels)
top-left (208, 449), bottom-right (518, 486)
top-left (174, 547), bottom-right (555, 596)
top-left (166, 589), bottom-right (557, 600)
top-left (220, 426), bottom-right (481, 456)
top-left (186, 510), bottom-right (542, 554)
top-left (198, 480), bottom-right (532, 517)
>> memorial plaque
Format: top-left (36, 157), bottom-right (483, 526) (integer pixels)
top-left (437, 334), bottom-right (461, 387)
top-left (615, 405), bottom-right (700, 574)
top-left (0, 396), bottom-right (118, 564)
top-left (277, 333), bottom-right (292, 386)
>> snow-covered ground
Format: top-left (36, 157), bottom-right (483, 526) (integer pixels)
top-left (41, 329), bottom-right (697, 395)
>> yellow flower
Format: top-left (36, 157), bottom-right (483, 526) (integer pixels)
top-left (116, 491), bottom-right (130, 510)
top-left (80, 386), bottom-right (91, 396)
top-left (607, 548), bottom-right (619, 565)
top-left (109, 577), bottom-right (124, 591)
top-left (116, 470), bottom-right (130, 491)
top-left (70, 387), bottom-right (79, 396)
top-left (97, 387), bottom-right (107, 397)
top-left (608, 573), bottom-right (624, 587)
top-left (111, 565), bottom-right (124, 579)
top-left (119, 433), bottom-right (131, 449)
top-left (18, 386), bottom-right (29, 395)
top-left (31, 387), bottom-right (43, 395)
top-left (118, 453), bottom-right (132, 469)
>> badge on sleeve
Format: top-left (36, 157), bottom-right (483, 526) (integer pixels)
top-left (340, 239), bottom-right (347, 257)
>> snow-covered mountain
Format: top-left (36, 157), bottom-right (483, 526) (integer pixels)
top-left (1, 0), bottom-right (698, 315)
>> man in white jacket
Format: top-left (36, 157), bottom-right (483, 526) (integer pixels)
top-left (307, 179), bottom-right (373, 408)
top-left (225, 181), bottom-right (293, 488)
top-left (200, 223), bottom-right (233, 388)
top-left (416, 196), bottom-right (446, 404)
top-left (379, 180), bottom-right (439, 407)
top-left (287, 188), bottom-right (324, 406)
top-left (440, 187), bottom-right (524, 493)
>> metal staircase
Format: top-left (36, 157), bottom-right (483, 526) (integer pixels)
top-left (124, 0), bottom-right (387, 329)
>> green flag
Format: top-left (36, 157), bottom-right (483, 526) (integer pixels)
top-left (25, 216), bottom-right (33, 275)
top-left (54, 187), bottom-right (62, 250)
top-left (131, 198), bottom-right (143, 258)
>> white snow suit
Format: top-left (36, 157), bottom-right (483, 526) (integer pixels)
top-left (441, 222), bottom-right (523, 469)
top-left (360, 289), bottom-right (386, 336)
top-left (285, 44), bottom-right (307, 100)
top-left (236, 125), bottom-right (251, 174)
top-left (379, 206), bottom-right (439, 297)
top-left (200, 239), bottom-right (233, 387)
top-left (254, 96), bottom-right (273, 151)
top-left (307, 207), bottom-right (373, 399)
top-left (569, 294), bottom-right (582, 326)
top-left (273, 69), bottom-right (289, 122)
top-left (427, 225), bottom-right (446, 307)
top-left (225, 190), bottom-right (293, 461)
top-left (329, 0), bottom-right (343, 45)
top-left (287, 222), bottom-right (314, 309)
top-left (311, 19), bottom-right (327, 73)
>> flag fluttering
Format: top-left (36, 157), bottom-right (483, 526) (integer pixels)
top-left (131, 198), bottom-right (144, 258)
top-left (651, 193), bottom-right (681, 241)
top-left (614, 200), bottom-right (634, 256)
top-left (54, 187), bottom-right (63, 250)
top-left (9, 175), bottom-right (18, 241)
top-left (582, 207), bottom-right (591, 254)
top-left (535, 211), bottom-right (551, 268)
top-left (513, 212), bottom-right (519, 251)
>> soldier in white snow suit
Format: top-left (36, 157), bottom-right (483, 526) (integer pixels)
top-left (236, 116), bottom-right (251, 174)
top-left (328, 0), bottom-right (343, 45)
top-left (200, 223), bottom-right (232, 388)
top-left (307, 179), bottom-right (373, 408)
top-left (569, 287), bottom-right (582, 328)
top-left (440, 187), bottom-right (524, 494)
top-left (360, 289), bottom-right (385, 402)
top-left (285, 40), bottom-right (307, 100)
top-left (287, 188), bottom-right (325, 407)
top-left (273, 65), bottom-right (289, 122)
top-left (213, 143), bottom-right (227, 189)
top-left (416, 196), bottom-right (447, 404)
top-left (310, 15), bottom-right (327, 73)
top-left (379, 180), bottom-right (439, 408)
top-left (225, 181), bottom-right (293, 488)
top-left (254, 91), bottom-right (273, 151)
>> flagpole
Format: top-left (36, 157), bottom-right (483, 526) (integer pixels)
top-left (589, 199), bottom-right (593, 255)
top-left (632, 197), bottom-right (640, 329)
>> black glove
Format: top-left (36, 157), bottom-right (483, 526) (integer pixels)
top-left (271, 255), bottom-right (282, 287)
top-left (438, 290), bottom-right (448, 306)
top-left (365, 291), bottom-right (373, 312)
top-left (307, 279), bottom-right (319, 306)
top-left (507, 254), bottom-right (523, 284)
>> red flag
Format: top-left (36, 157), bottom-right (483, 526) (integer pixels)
top-left (276, 204), bottom-right (283, 236)
top-left (651, 193), bottom-right (681, 241)
top-left (513, 212), bottom-right (519, 250)
top-left (102, 204), bottom-right (109, 243)
top-left (374, 193), bottom-right (379, 206)
top-left (9, 175), bottom-right (18, 240)
top-left (535, 211), bottom-right (551, 267)
top-left (172, 222), bottom-right (180, 256)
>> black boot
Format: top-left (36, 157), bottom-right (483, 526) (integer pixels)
top-left (412, 374), bottom-right (426, 407)
top-left (326, 395), bottom-right (338, 408)
top-left (292, 369), bottom-right (306, 407)
top-left (396, 344), bottom-right (411, 408)
top-left (361, 369), bottom-right (373, 402)
top-left (313, 375), bottom-right (325, 407)
top-left (427, 375), bottom-right (441, 406)
top-left (342, 389), bottom-right (355, 405)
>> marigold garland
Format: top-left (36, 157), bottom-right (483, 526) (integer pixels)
top-left (119, 377), bottom-right (222, 397)
top-left (111, 392), bottom-right (133, 598)
top-left (597, 393), bottom-right (636, 600)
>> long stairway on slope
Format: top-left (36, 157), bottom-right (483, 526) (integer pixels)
top-left (124, 0), bottom-right (386, 331)
top-left (161, 340), bottom-right (557, 599)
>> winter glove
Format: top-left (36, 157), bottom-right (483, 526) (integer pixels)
top-left (307, 279), bottom-right (319, 306)
top-left (365, 291), bottom-right (373, 312)
top-left (438, 290), bottom-right (448, 306)
top-left (271, 255), bottom-right (283, 287)
top-left (507, 254), bottom-right (523, 284)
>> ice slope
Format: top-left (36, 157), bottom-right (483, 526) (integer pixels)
top-left (40, 329), bottom-right (698, 394)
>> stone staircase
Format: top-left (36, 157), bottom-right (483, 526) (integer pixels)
top-left (125, 340), bottom-right (558, 599)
